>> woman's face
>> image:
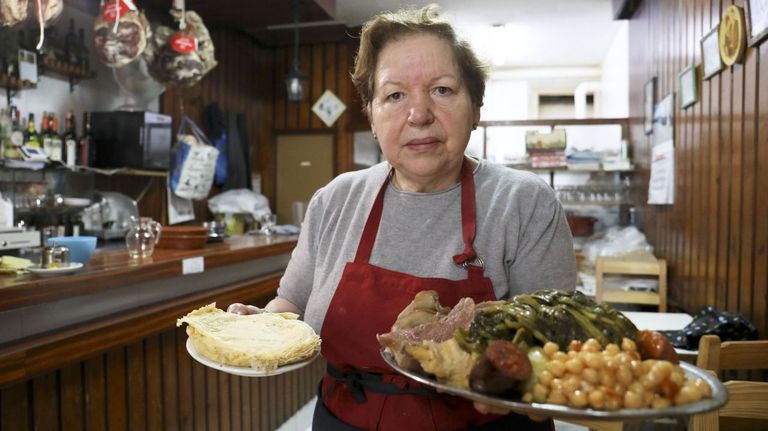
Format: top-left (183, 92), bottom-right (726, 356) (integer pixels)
top-left (370, 34), bottom-right (479, 190)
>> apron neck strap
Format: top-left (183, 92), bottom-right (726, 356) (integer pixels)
top-left (354, 158), bottom-right (482, 275)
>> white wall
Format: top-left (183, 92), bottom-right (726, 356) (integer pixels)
top-left (600, 20), bottom-right (629, 118)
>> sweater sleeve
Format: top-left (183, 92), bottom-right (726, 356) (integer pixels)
top-left (506, 181), bottom-right (577, 295)
top-left (275, 189), bottom-right (324, 312)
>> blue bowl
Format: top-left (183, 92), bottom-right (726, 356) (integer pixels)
top-left (47, 236), bottom-right (98, 264)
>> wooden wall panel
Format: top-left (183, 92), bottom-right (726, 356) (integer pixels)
top-left (629, 0), bottom-right (768, 337)
top-left (160, 31), bottom-right (360, 223)
top-left (0, 326), bottom-right (325, 431)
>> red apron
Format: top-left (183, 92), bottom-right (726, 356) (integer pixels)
top-left (318, 158), bottom-right (503, 430)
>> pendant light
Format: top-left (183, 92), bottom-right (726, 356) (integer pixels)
top-left (286, 0), bottom-right (308, 103)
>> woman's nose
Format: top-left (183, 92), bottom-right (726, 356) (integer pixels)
top-left (407, 94), bottom-right (434, 126)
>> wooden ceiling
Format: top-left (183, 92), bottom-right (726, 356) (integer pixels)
top-left (66, 0), bottom-right (347, 46)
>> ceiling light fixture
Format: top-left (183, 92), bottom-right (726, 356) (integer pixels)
top-left (286, 0), bottom-right (308, 103)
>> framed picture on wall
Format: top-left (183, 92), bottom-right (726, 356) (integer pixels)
top-left (747, 0), bottom-right (768, 46)
top-left (701, 26), bottom-right (724, 80)
top-left (643, 77), bottom-right (655, 135)
top-left (678, 65), bottom-right (699, 109)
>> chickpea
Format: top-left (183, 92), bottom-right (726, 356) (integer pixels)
top-left (630, 360), bottom-right (647, 378)
top-left (533, 384), bottom-right (549, 403)
top-left (583, 338), bottom-right (602, 352)
top-left (613, 383), bottom-right (627, 397)
top-left (652, 395), bottom-right (672, 409)
top-left (582, 368), bottom-right (599, 384)
top-left (543, 342), bottom-right (560, 357)
top-left (584, 352), bottom-right (604, 369)
top-left (550, 378), bottom-right (564, 392)
top-left (604, 356), bottom-right (619, 371)
top-left (546, 360), bottom-right (566, 378)
top-left (569, 340), bottom-right (583, 352)
top-left (628, 381), bottom-right (644, 395)
top-left (547, 389), bottom-right (567, 405)
top-left (566, 357), bottom-right (585, 374)
top-left (617, 352), bottom-right (632, 366)
top-left (563, 375), bottom-right (581, 393)
top-left (668, 370), bottom-right (685, 389)
top-left (553, 351), bottom-right (569, 363)
top-left (569, 389), bottom-right (588, 408)
top-left (580, 380), bottom-right (596, 393)
top-left (694, 378), bottom-right (712, 397)
top-left (641, 370), bottom-right (662, 389)
top-left (600, 370), bottom-right (617, 387)
top-left (567, 350), bottom-right (578, 359)
top-left (538, 369), bottom-right (554, 386)
top-left (522, 392), bottom-right (534, 403)
top-left (605, 343), bottom-right (621, 355)
top-left (651, 361), bottom-right (673, 380)
top-left (621, 337), bottom-right (637, 352)
top-left (624, 390), bottom-right (644, 409)
top-left (679, 385), bottom-right (703, 403)
top-left (588, 389), bottom-right (606, 409)
top-left (616, 365), bottom-right (633, 387)
top-left (605, 394), bottom-right (623, 411)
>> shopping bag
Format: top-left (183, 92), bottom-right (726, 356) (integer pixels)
top-left (212, 129), bottom-right (229, 185)
top-left (169, 116), bottom-right (220, 200)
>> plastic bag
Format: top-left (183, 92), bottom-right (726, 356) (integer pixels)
top-left (169, 116), bottom-right (219, 200)
top-left (207, 189), bottom-right (271, 221)
top-left (582, 226), bottom-right (654, 264)
top-left (211, 129), bottom-right (228, 185)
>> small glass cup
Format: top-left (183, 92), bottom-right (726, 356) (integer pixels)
top-left (260, 213), bottom-right (277, 236)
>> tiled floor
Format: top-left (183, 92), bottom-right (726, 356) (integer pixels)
top-left (276, 397), bottom-right (590, 431)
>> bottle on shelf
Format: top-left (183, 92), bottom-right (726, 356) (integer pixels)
top-left (49, 114), bottom-right (63, 163)
top-left (4, 106), bottom-right (23, 159)
top-left (77, 28), bottom-right (89, 70)
top-left (78, 112), bottom-right (92, 166)
top-left (41, 112), bottom-right (53, 156)
top-left (23, 113), bottom-right (41, 148)
top-left (64, 19), bottom-right (78, 65)
top-left (63, 112), bottom-right (77, 166)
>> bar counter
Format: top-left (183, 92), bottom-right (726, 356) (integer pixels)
top-left (0, 234), bottom-right (325, 431)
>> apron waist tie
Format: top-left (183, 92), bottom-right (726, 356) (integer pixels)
top-left (324, 363), bottom-right (438, 404)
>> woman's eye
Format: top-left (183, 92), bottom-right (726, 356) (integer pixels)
top-left (434, 86), bottom-right (452, 96)
top-left (387, 92), bottom-right (403, 101)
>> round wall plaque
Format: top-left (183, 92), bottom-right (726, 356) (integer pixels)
top-left (719, 5), bottom-right (746, 66)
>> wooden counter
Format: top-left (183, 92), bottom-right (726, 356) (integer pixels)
top-left (0, 234), bottom-right (326, 431)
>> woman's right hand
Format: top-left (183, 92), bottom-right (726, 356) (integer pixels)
top-left (226, 303), bottom-right (266, 315)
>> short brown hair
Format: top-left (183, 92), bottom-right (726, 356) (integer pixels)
top-left (351, 4), bottom-right (488, 118)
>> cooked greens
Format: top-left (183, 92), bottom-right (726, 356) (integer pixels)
top-left (456, 290), bottom-right (638, 353)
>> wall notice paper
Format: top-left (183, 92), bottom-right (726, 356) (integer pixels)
top-left (168, 186), bottom-right (195, 224)
top-left (648, 140), bottom-right (675, 205)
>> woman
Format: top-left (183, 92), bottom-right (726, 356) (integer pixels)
top-left (230, 5), bottom-right (576, 430)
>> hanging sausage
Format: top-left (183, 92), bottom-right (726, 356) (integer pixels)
top-left (93, 0), bottom-right (151, 67)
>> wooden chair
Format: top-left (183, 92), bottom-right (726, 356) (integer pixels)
top-left (595, 255), bottom-right (667, 312)
top-left (689, 335), bottom-right (768, 431)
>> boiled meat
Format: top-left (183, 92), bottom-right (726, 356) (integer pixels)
top-left (0, 0), bottom-right (29, 27)
top-left (93, 0), bottom-right (150, 68)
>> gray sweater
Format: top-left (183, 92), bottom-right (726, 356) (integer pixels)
top-left (277, 159), bottom-right (576, 333)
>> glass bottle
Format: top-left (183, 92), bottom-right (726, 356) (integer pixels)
top-left (77, 29), bottom-right (89, 70)
top-left (4, 106), bottom-right (23, 159)
top-left (41, 112), bottom-right (53, 157)
top-left (63, 112), bottom-right (77, 166)
top-left (49, 114), bottom-right (63, 163)
top-left (64, 18), bottom-right (78, 65)
top-left (78, 112), bottom-right (91, 166)
top-left (23, 113), bottom-right (41, 148)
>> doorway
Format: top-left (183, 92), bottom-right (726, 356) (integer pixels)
top-left (275, 134), bottom-right (334, 225)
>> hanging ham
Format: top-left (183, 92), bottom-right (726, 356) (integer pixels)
top-left (93, 0), bottom-right (150, 68)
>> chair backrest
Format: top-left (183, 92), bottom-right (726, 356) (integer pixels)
top-left (689, 335), bottom-right (768, 431)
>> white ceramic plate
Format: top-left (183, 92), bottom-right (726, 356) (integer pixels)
top-left (27, 262), bottom-right (84, 277)
top-left (186, 338), bottom-right (319, 377)
top-left (381, 348), bottom-right (727, 420)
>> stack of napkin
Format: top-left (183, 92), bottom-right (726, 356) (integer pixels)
top-left (0, 256), bottom-right (33, 275)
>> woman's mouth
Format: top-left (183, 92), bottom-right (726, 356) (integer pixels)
top-left (405, 137), bottom-right (439, 151)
